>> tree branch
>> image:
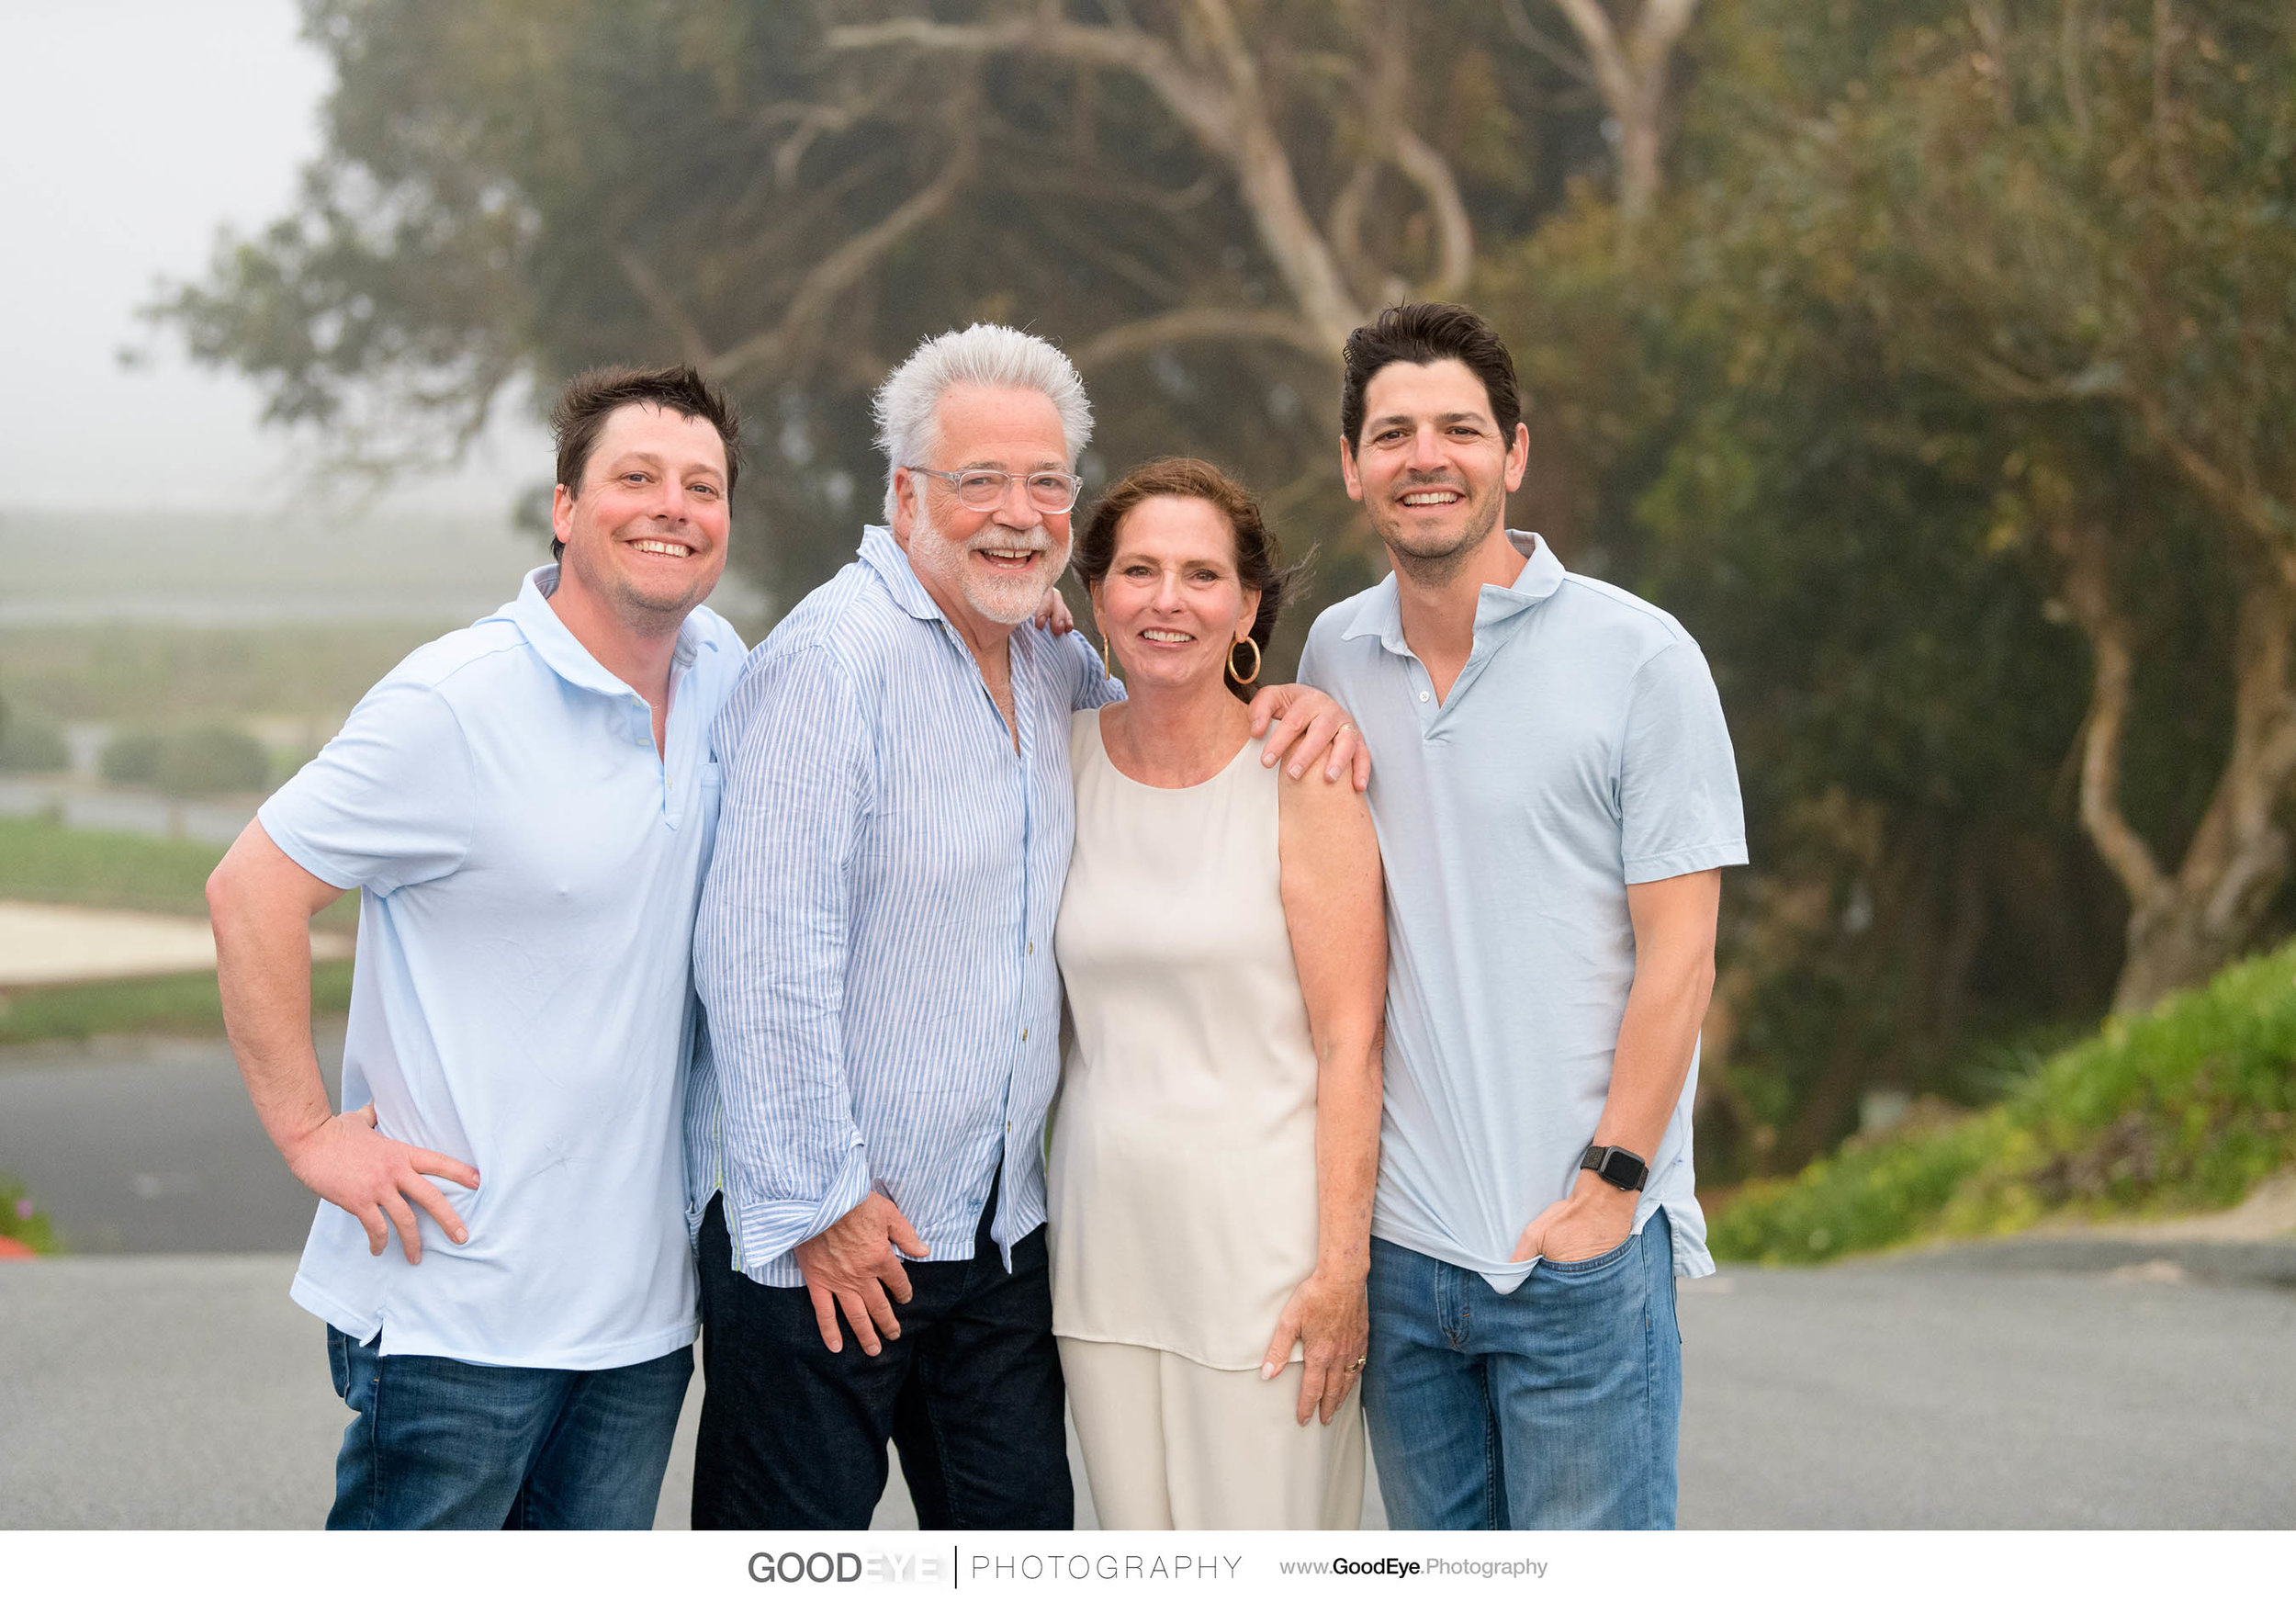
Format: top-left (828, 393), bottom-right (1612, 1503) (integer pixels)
top-left (825, 17), bottom-right (1233, 147)
top-left (1390, 126), bottom-right (1476, 299)
top-left (2129, 386), bottom-right (2291, 549)
top-left (1546, 0), bottom-right (1703, 218)
top-left (2179, 581), bottom-right (2296, 931)
top-left (2047, 519), bottom-right (2170, 909)
top-left (1074, 305), bottom-right (1330, 367)
top-left (1352, 21), bottom-right (1474, 300)
top-left (1325, 152), bottom-right (1383, 301)
top-left (827, 7), bottom-right (1364, 350)
top-left (614, 248), bottom-right (716, 368)
top-left (703, 119), bottom-right (977, 389)
top-left (1498, 0), bottom-right (1600, 87)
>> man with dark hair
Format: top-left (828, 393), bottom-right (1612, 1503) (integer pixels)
top-left (207, 364), bottom-right (748, 1529)
top-left (547, 365), bottom-right (744, 561)
top-left (1300, 303), bottom-right (1746, 1529)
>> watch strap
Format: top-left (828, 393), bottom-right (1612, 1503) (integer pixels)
top-left (1579, 1143), bottom-right (1649, 1192)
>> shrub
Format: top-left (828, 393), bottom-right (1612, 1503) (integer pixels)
top-left (0, 714), bottom-right (68, 773)
top-left (154, 725), bottom-right (272, 795)
top-left (100, 729), bottom-right (164, 785)
top-left (1710, 940), bottom-right (2296, 1262)
top-left (100, 725), bottom-right (273, 795)
top-left (0, 1175), bottom-right (56, 1255)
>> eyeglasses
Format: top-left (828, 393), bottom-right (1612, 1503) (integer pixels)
top-left (905, 466), bottom-right (1083, 514)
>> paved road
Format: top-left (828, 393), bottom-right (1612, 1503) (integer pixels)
top-left (5, 1253), bottom-right (2290, 1529)
top-left (5, 1035), bottom-right (2293, 1529)
top-left (0, 1033), bottom-right (339, 1253)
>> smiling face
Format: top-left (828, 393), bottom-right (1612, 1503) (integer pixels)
top-left (1091, 494), bottom-right (1259, 697)
top-left (893, 384), bottom-right (1074, 632)
top-left (549, 402), bottom-right (731, 631)
top-left (1340, 357), bottom-right (1528, 584)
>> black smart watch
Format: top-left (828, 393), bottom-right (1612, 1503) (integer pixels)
top-left (1579, 1143), bottom-right (1649, 1192)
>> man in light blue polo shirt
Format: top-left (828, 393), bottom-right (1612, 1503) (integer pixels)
top-left (206, 366), bottom-right (748, 1529)
top-left (1300, 304), bottom-right (1747, 1530)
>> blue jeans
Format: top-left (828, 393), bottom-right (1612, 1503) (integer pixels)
top-left (325, 1326), bottom-right (692, 1529)
top-left (1362, 1209), bottom-right (1681, 1530)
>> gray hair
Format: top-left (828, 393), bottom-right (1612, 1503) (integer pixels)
top-left (872, 324), bottom-right (1093, 523)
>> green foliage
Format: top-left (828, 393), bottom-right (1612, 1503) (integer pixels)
top-left (99, 726), bottom-right (274, 796)
top-left (1479, 0), bottom-right (2294, 1174)
top-left (156, 727), bottom-right (274, 796)
top-left (0, 708), bottom-right (67, 772)
top-left (148, 0), bottom-right (2296, 1183)
top-left (0, 962), bottom-right (356, 1047)
top-left (96, 731), bottom-right (162, 787)
top-left (156, 0), bottom-right (1602, 628)
top-left (1711, 938), bottom-right (2296, 1262)
top-left (0, 1174), bottom-right (57, 1255)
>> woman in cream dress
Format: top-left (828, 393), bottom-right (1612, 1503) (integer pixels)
top-left (1049, 458), bottom-right (1386, 1530)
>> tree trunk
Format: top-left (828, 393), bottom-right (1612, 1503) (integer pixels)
top-left (1548, 0), bottom-right (1702, 220)
top-left (2054, 523), bottom-right (2296, 1013)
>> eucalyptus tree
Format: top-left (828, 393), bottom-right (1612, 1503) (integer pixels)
top-left (1810, 0), bottom-right (2296, 1011)
top-left (159, 0), bottom-right (1605, 632)
top-left (1475, 0), bottom-right (2286, 1167)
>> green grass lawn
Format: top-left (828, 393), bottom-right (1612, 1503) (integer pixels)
top-left (1709, 940), bottom-right (2296, 1262)
top-left (0, 812), bottom-right (228, 915)
top-left (0, 960), bottom-right (355, 1047)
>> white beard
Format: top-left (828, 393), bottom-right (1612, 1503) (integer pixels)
top-left (906, 502), bottom-right (1070, 626)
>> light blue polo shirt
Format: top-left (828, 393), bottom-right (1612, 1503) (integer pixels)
top-left (1300, 532), bottom-right (1746, 1292)
top-left (259, 564), bottom-right (745, 1368)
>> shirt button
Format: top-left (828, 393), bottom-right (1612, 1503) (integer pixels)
top-left (1020, 1027), bottom-right (1030, 1042)
top-left (1028, 942), bottom-right (1035, 955)
top-left (1419, 691), bottom-right (1431, 702)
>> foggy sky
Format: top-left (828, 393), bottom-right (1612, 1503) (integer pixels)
top-left (2, 0), bottom-right (545, 515)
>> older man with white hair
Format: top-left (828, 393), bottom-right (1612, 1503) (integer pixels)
top-left (685, 324), bottom-right (1363, 1529)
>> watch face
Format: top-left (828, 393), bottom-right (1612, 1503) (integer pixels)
top-left (1599, 1148), bottom-right (1645, 1189)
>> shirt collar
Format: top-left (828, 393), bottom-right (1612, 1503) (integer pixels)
top-left (858, 525), bottom-right (950, 626)
top-left (496, 563), bottom-right (715, 697)
top-left (1341, 530), bottom-right (1566, 658)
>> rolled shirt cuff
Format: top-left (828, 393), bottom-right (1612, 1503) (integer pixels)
top-left (726, 1142), bottom-right (874, 1288)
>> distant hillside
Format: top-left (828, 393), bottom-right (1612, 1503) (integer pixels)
top-left (0, 507), bottom-right (769, 725)
top-left (0, 505), bottom-right (547, 626)
top-left (1709, 941), bottom-right (2296, 1263)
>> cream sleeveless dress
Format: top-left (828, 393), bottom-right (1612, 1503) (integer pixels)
top-left (1048, 707), bottom-right (1365, 1530)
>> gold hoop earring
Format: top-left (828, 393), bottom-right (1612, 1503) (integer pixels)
top-left (1099, 631), bottom-right (1118, 681)
top-left (1228, 636), bottom-right (1262, 685)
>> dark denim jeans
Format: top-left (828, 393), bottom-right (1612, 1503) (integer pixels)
top-left (324, 1326), bottom-right (692, 1529)
top-left (1362, 1208), bottom-right (1682, 1530)
top-left (690, 1183), bottom-right (1072, 1530)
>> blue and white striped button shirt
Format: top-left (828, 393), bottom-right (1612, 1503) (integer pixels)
top-left (687, 525), bottom-right (1120, 1286)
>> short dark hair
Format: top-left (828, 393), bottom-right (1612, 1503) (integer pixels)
top-left (548, 365), bottom-right (744, 559)
top-left (1073, 457), bottom-right (1300, 703)
top-left (1339, 302), bottom-right (1522, 451)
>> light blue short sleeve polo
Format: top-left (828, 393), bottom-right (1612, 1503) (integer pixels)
top-left (259, 566), bottom-right (746, 1369)
top-left (258, 681), bottom-right (475, 897)
top-left (1300, 532), bottom-right (1746, 1292)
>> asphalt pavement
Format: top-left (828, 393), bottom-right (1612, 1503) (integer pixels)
top-left (4, 1033), bottom-right (2293, 1529)
top-left (0, 1032), bottom-right (339, 1253)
